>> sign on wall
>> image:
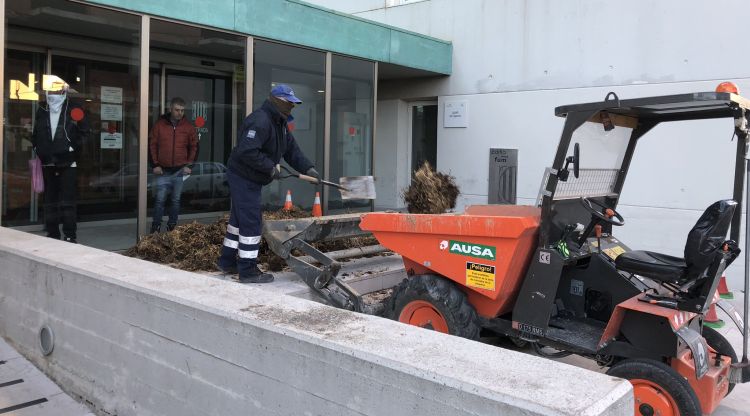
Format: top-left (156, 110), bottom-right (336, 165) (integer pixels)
top-left (489, 148), bottom-right (518, 204)
top-left (443, 100), bottom-right (468, 128)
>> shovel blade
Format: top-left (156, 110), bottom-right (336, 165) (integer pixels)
top-left (339, 176), bottom-right (376, 200)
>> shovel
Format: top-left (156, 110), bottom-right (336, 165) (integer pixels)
top-left (279, 165), bottom-right (376, 200)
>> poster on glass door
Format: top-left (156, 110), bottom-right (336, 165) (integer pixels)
top-left (100, 121), bottom-right (122, 149)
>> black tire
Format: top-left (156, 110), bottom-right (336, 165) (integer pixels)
top-left (387, 274), bottom-right (480, 340)
top-left (607, 358), bottom-right (701, 416)
top-left (703, 326), bottom-right (738, 395)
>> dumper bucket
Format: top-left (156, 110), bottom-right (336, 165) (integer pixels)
top-left (359, 205), bottom-right (541, 318)
top-left (263, 213), bottom-right (389, 311)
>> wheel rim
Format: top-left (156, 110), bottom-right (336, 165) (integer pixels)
top-left (630, 378), bottom-right (680, 416)
top-left (398, 300), bottom-right (449, 333)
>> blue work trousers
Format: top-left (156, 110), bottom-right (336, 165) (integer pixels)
top-left (218, 169), bottom-right (263, 277)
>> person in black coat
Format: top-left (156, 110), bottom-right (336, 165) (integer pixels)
top-left (218, 84), bottom-right (320, 283)
top-left (31, 85), bottom-right (90, 243)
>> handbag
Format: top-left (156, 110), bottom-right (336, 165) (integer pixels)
top-left (29, 152), bottom-right (44, 194)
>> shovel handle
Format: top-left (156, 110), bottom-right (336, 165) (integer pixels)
top-left (282, 166), bottom-right (349, 190)
top-left (298, 173), bottom-right (319, 184)
top-left (302, 174), bottom-right (349, 190)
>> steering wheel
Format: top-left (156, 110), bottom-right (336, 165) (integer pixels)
top-left (580, 197), bottom-right (625, 226)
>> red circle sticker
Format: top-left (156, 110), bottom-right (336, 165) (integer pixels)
top-left (195, 116), bottom-right (205, 128)
top-left (70, 108), bottom-right (84, 121)
top-left (108, 123), bottom-right (117, 134)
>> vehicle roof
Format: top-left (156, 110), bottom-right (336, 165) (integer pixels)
top-left (555, 92), bottom-right (750, 122)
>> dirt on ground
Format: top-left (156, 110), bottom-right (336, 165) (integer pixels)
top-left (402, 161), bottom-right (460, 214)
top-left (125, 206), bottom-right (381, 272)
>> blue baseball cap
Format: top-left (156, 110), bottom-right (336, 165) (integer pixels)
top-left (270, 84), bottom-right (302, 104)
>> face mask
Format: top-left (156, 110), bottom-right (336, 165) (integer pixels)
top-left (46, 92), bottom-right (66, 113)
top-left (269, 95), bottom-right (294, 119)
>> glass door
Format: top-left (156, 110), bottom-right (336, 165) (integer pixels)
top-left (409, 102), bottom-right (438, 173)
top-left (149, 19), bottom-right (246, 223)
top-left (163, 69), bottom-right (233, 213)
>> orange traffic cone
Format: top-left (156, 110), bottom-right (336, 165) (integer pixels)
top-left (312, 192), bottom-right (322, 217)
top-left (283, 190), bottom-right (293, 211)
top-left (718, 274), bottom-right (734, 299)
top-left (704, 290), bottom-right (725, 329)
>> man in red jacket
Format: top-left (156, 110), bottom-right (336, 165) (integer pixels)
top-left (148, 97), bottom-right (198, 233)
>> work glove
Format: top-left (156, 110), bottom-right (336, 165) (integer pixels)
top-left (306, 167), bottom-right (321, 183)
top-left (270, 164), bottom-right (282, 180)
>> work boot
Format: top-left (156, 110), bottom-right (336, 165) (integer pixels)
top-left (216, 261), bottom-right (238, 275)
top-left (236, 267), bottom-right (274, 284)
top-left (63, 237), bottom-right (77, 244)
top-left (150, 223), bottom-right (161, 234)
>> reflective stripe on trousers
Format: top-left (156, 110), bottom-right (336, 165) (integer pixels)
top-left (218, 170), bottom-right (263, 276)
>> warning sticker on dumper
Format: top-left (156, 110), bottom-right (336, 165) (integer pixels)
top-left (466, 262), bottom-right (495, 290)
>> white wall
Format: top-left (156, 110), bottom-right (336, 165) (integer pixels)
top-left (323, 0), bottom-right (750, 96)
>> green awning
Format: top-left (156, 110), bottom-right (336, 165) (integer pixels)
top-left (84, 0), bottom-right (452, 75)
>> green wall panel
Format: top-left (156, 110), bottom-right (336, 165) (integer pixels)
top-left (83, 0), bottom-right (451, 75)
top-left (86, 0), bottom-right (237, 32)
top-left (235, 0), bottom-right (392, 63)
top-left (390, 30), bottom-right (452, 74)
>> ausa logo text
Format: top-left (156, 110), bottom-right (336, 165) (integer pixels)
top-left (443, 240), bottom-right (496, 260)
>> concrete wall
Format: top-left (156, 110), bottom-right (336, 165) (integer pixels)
top-left (0, 228), bottom-right (632, 416)
top-left (309, 0), bottom-right (750, 290)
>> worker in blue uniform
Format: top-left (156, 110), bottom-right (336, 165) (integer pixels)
top-left (218, 84), bottom-right (320, 283)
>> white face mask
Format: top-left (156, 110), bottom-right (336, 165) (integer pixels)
top-left (46, 92), bottom-right (66, 112)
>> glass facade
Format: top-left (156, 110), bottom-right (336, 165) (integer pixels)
top-left (329, 55), bottom-right (374, 212)
top-left (253, 40), bottom-right (325, 211)
top-left (148, 20), bottom-right (245, 221)
top-left (4, 0), bottom-right (141, 249)
top-left (2, 0), bottom-right (377, 250)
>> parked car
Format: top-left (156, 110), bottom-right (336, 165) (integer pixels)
top-left (89, 161), bottom-right (230, 209)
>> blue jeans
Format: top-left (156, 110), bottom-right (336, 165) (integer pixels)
top-left (152, 169), bottom-right (185, 228)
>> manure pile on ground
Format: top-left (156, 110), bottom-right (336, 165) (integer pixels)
top-left (125, 206), bottom-right (380, 272)
top-left (124, 218), bottom-right (226, 271)
top-left (402, 161), bottom-right (460, 214)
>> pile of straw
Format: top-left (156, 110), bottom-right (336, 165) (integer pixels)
top-left (402, 162), bottom-right (460, 214)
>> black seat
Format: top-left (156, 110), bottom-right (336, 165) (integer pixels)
top-left (615, 251), bottom-right (687, 282)
top-left (615, 200), bottom-right (736, 283)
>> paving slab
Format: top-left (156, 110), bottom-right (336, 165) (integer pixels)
top-left (0, 337), bottom-right (93, 416)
